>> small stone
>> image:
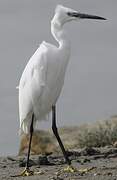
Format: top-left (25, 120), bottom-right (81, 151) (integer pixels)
top-left (7, 156), bottom-right (16, 161)
top-left (94, 173), bottom-right (101, 176)
top-left (38, 155), bottom-right (51, 165)
top-left (19, 159), bottom-right (35, 167)
top-left (104, 172), bottom-right (112, 176)
top-left (78, 158), bottom-right (90, 164)
top-left (54, 171), bottom-right (60, 176)
top-left (81, 147), bottom-right (100, 156)
top-left (113, 141), bottom-right (117, 148)
top-left (2, 165), bottom-right (7, 168)
top-left (94, 173), bottom-right (97, 176)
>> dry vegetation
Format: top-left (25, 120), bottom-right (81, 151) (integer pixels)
top-left (19, 130), bottom-right (56, 155)
top-left (19, 116), bottom-right (117, 155)
top-left (59, 116), bottom-right (117, 149)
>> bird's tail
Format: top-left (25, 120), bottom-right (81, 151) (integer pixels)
top-left (19, 113), bottom-right (36, 135)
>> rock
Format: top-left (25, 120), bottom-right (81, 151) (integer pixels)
top-left (77, 158), bottom-right (91, 164)
top-left (113, 141), bottom-right (117, 148)
top-left (19, 158), bottom-right (36, 167)
top-left (38, 155), bottom-right (52, 165)
top-left (80, 147), bottom-right (100, 156)
top-left (7, 156), bottom-right (16, 161)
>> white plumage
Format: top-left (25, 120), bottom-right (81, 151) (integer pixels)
top-left (19, 40), bottom-right (70, 133)
top-left (18, 5), bottom-right (106, 134)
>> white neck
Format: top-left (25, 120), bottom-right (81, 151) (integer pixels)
top-left (51, 17), bottom-right (71, 50)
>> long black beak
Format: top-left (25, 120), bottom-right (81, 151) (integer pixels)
top-left (67, 12), bottom-right (106, 20)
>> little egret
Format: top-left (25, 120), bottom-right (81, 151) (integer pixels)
top-left (18, 5), bottom-right (106, 176)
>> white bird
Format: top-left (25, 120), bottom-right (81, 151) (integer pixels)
top-left (18, 5), bottom-right (106, 176)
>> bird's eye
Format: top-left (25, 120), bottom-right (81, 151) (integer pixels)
top-left (67, 12), bottom-right (78, 17)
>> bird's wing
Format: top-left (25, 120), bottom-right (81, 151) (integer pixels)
top-left (19, 45), bottom-right (48, 133)
top-left (30, 56), bottom-right (47, 109)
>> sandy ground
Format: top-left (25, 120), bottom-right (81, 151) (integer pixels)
top-left (1, 147), bottom-right (117, 180)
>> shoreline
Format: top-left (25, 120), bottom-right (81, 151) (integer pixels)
top-left (1, 147), bottom-right (117, 180)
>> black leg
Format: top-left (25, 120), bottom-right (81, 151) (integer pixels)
top-left (13, 113), bottom-right (44, 176)
top-left (26, 113), bottom-right (34, 169)
top-left (52, 105), bottom-right (71, 165)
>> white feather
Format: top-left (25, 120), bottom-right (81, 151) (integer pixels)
top-left (19, 5), bottom-right (105, 134)
top-left (19, 5), bottom-right (75, 134)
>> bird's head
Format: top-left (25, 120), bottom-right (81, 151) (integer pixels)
top-left (53, 5), bottom-right (106, 26)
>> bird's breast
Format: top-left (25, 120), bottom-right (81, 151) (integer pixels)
top-left (38, 60), bottom-right (66, 116)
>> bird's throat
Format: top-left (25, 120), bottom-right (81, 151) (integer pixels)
top-left (51, 20), bottom-right (71, 50)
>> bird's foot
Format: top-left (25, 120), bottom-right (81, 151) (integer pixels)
top-left (64, 165), bottom-right (77, 173)
top-left (63, 165), bottom-right (95, 174)
top-left (19, 167), bottom-right (34, 176)
top-left (11, 167), bottom-right (43, 177)
top-left (78, 167), bottom-right (96, 175)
